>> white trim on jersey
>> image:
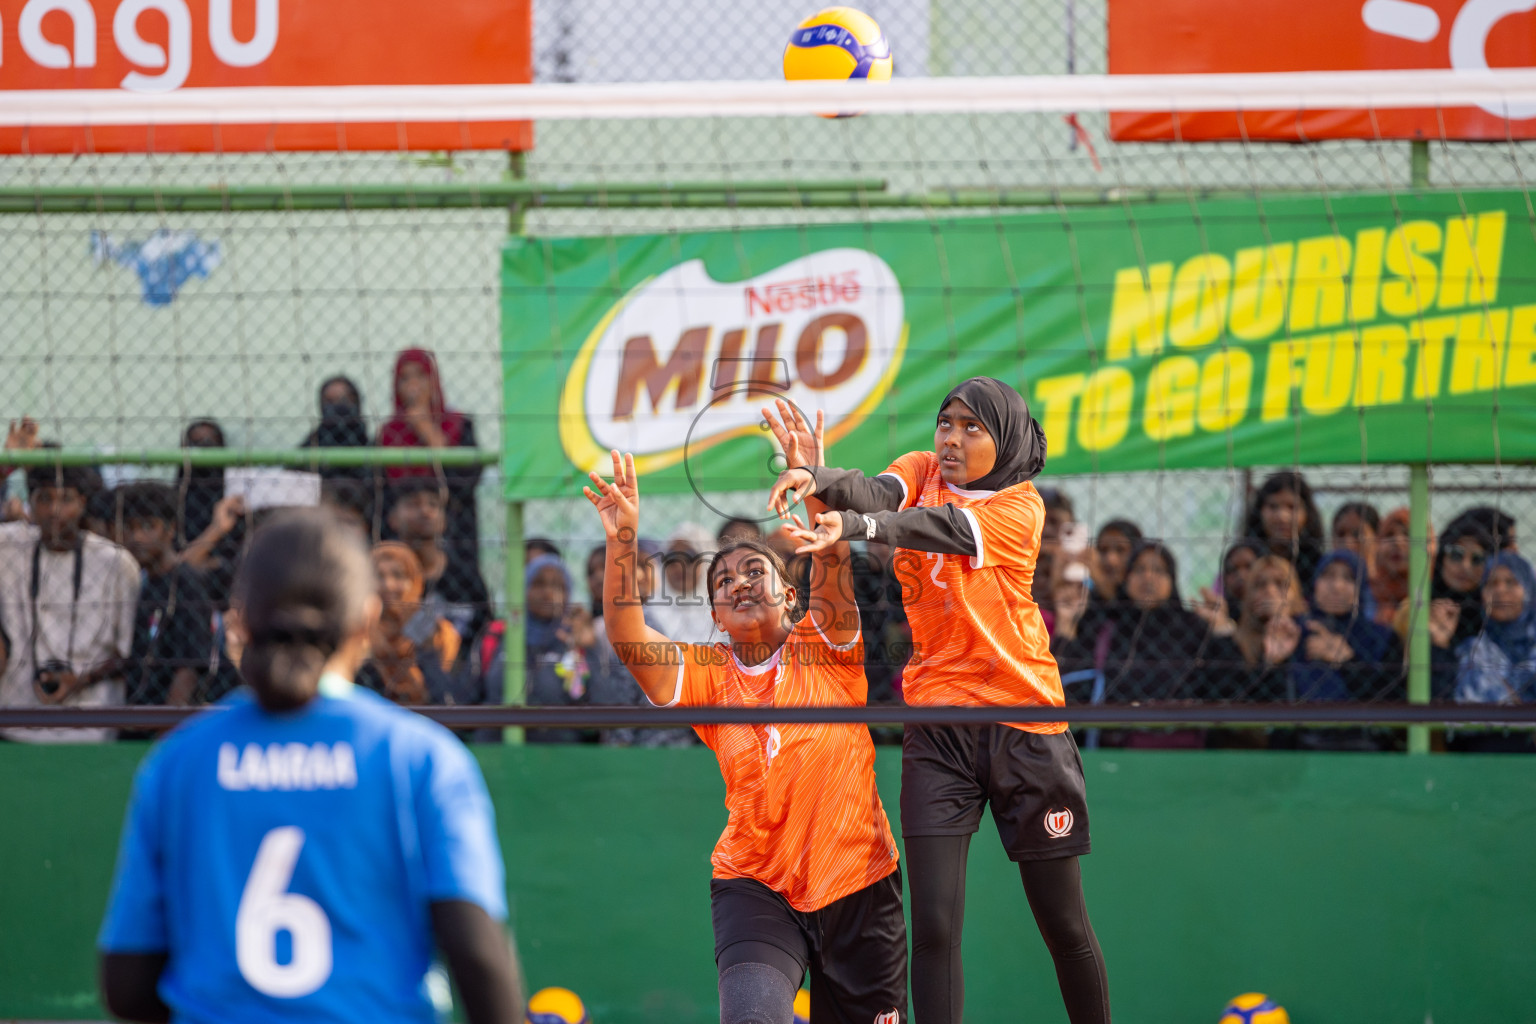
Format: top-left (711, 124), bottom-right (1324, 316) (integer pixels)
top-left (960, 507), bottom-right (987, 569)
top-left (645, 644), bottom-right (688, 708)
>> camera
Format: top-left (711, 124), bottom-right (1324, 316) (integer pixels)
top-left (34, 659), bottom-right (73, 697)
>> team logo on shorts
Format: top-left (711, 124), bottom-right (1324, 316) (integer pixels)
top-left (1044, 808), bottom-right (1074, 838)
top-left (766, 726), bottom-right (782, 764)
top-left (874, 1010), bottom-right (899, 1024)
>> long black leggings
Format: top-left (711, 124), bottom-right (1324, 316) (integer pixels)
top-left (907, 835), bottom-right (1110, 1024)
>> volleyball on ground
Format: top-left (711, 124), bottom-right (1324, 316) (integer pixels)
top-left (526, 987), bottom-right (590, 1024)
top-left (793, 987), bottom-right (812, 1023)
top-left (1219, 992), bottom-right (1290, 1024)
top-left (782, 7), bottom-right (893, 83)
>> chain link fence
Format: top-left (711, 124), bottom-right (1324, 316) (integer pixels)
top-left (1, 0), bottom-right (1534, 745)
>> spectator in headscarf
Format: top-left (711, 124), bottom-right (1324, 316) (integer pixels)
top-left (357, 543), bottom-right (464, 705)
top-left (522, 552), bottom-right (593, 743)
top-left (377, 348), bottom-right (481, 566)
top-left (1290, 550), bottom-right (1402, 703)
top-left (1451, 551), bottom-right (1536, 752)
top-left (1396, 517), bottom-right (1494, 700)
top-left (1055, 541), bottom-right (1216, 708)
top-left (301, 375), bottom-right (371, 482)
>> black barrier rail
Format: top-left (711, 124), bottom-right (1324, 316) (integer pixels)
top-left (3, 704), bottom-right (1536, 729)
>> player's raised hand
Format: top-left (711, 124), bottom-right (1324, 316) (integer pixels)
top-left (782, 511), bottom-right (845, 555)
top-left (762, 399), bottom-right (825, 469)
top-left (766, 467), bottom-right (817, 519)
top-left (583, 450), bottom-right (640, 541)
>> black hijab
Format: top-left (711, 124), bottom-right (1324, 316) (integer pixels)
top-left (939, 377), bottom-right (1047, 491)
top-left (1433, 518), bottom-right (1494, 650)
top-left (1102, 540), bottom-right (1209, 700)
top-left (304, 375), bottom-right (369, 450)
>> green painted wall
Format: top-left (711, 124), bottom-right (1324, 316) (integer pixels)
top-left (1, 745), bottom-right (1530, 1023)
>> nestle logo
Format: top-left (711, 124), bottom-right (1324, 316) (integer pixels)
top-left (745, 271), bottom-right (861, 317)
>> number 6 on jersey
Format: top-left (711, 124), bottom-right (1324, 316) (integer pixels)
top-left (236, 826), bottom-right (333, 998)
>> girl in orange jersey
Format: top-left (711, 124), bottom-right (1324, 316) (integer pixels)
top-left (768, 378), bottom-right (1110, 1024)
top-left (584, 440), bottom-right (906, 1024)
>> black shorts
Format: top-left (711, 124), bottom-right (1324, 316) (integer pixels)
top-left (901, 722), bottom-right (1091, 861)
top-left (711, 871), bottom-right (907, 1024)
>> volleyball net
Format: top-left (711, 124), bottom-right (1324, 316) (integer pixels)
top-left (5, 68), bottom-right (1536, 735)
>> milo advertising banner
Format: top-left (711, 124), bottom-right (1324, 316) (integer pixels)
top-left (502, 190), bottom-right (1536, 501)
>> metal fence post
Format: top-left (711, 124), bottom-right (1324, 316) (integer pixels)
top-left (1408, 463), bottom-right (1432, 754)
top-left (504, 500), bottom-right (526, 746)
top-left (503, 148), bottom-right (529, 746)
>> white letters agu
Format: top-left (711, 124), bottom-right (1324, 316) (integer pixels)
top-left (5, 0), bottom-right (279, 93)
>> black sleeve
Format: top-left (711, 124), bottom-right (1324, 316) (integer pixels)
top-left (835, 506), bottom-right (977, 558)
top-left (99, 952), bottom-right (170, 1024)
top-left (430, 900), bottom-right (525, 1024)
top-left (807, 467), bottom-right (905, 514)
top-left (447, 415), bottom-right (484, 490)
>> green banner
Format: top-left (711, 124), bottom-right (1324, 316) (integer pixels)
top-left (502, 190), bottom-right (1536, 499)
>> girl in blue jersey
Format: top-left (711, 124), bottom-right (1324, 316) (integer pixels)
top-left (98, 509), bottom-right (523, 1024)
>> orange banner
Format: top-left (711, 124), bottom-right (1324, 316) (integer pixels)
top-left (0, 0), bottom-right (532, 153)
top-left (1109, 0), bottom-right (1536, 141)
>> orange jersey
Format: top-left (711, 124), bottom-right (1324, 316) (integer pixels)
top-left (665, 622), bottom-right (898, 912)
top-left (882, 450), bottom-right (1066, 734)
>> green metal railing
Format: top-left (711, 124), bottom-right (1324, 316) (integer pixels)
top-left (1, 182), bottom-right (1487, 215)
top-left (2, 447), bottom-right (494, 468)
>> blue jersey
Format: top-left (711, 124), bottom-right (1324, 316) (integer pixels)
top-left (99, 681), bottom-right (506, 1024)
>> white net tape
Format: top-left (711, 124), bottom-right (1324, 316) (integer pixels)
top-left (7, 68), bottom-right (1536, 126)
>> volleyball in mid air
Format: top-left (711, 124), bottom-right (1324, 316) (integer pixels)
top-left (782, 7), bottom-right (893, 84)
top-left (526, 987), bottom-right (590, 1024)
top-left (1218, 993), bottom-right (1290, 1024)
top-left (793, 987), bottom-right (812, 1023)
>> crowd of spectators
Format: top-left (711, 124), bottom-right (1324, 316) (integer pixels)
top-left (1, 374), bottom-right (1532, 751)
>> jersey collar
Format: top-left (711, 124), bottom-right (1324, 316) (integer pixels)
top-left (731, 644), bottom-right (784, 676)
top-left (944, 481), bottom-right (997, 500)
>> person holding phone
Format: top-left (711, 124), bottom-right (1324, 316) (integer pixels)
top-left (355, 542), bottom-right (464, 705)
top-left (767, 378), bottom-right (1109, 1024)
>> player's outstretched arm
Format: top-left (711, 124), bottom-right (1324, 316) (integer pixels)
top-left (583, 450), bottom-right (681, 705)
top-left (791, 505), bottom-right (979, 559)
top-left (768, 465), bottom-right (905, 518)
top-left (99, 952), bottom-right (170, 1023)
top-left (781, 514), bottom-right (861, 649)
top-left (760, 401), bottom-right (908, 518)
top-left (431, 900), bottom-right (525, 1024)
